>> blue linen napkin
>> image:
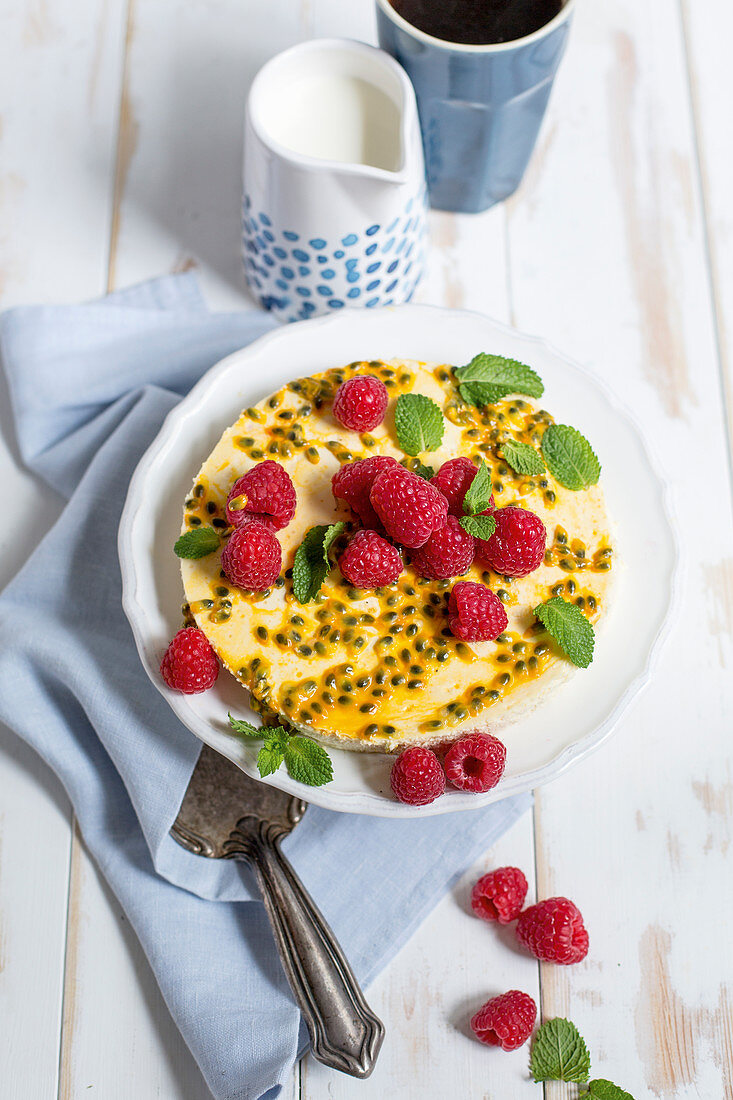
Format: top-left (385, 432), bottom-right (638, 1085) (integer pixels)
top-left (0, 274), bottom-right (531, 1100)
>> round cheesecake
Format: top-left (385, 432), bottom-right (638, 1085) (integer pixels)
top-left (179, 359), bottom-right (616, 751)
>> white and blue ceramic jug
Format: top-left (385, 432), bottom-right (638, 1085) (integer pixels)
top-left (243, 39), bottom-right (428, 324)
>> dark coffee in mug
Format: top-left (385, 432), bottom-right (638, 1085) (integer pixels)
top-left (389, 0), bottom-right (563, 45)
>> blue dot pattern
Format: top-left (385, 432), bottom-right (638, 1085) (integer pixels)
top-left (242, 187), bottom-right (427, 322)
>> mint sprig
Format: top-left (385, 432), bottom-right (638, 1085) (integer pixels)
top-left (395, 393), bottom-right (445, 456)
top-left (413, 461), bottom-right (436, 480)
top-left (454, 353), bottom-right (544, 407)
top-left (541, 424), bottom-right (601, 491)
top-left (530, 1018), bottom-right (591, 1083)
top-left (228, 714), bottom-right (333, 786)
top-left (534, 596), bottom-right (595, 668)
top-left (501, 439), bottom-right (545, 476)
top-left (174, 526), bottom-right (220, 559)
top-left (292, 522), bottom-right (346, 603)
top-left (581, 1082), bottom-right (635, 1100)
top-left (458, 458), bottom-right (497, 541)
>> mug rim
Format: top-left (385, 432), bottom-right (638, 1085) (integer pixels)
top-left (246, 37), bottom-right (421, 183)
top-left (375, 0), bottom-right (576, 54)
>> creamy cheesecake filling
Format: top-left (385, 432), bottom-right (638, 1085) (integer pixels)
top-left (180, 359), bottom-right (615, 751)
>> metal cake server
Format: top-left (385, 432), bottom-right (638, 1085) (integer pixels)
top-left (171, 744), bottom-right (384, 1078)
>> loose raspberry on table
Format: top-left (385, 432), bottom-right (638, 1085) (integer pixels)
top-left (332, 455), bottom-right (399, 529)
top-left (448, 581), bottom-right (508, 642)
top-left (333, 375), bottom-right (389, 432)
top-left (444, 732), bottom-right (506, 793)
top-left (474, 505), bottom-right (546, 578)
top-left (390, 746), bottom-right (446, 806)
top-left (370, 465), bottom-right (448, 549)
top-left (339, 529), bottom-right (402, 588)
top-left (220, 520), bottom-right (281, 591)
top-left (410, 515), bottom-right (475, 580)
top-left (516, 897), bottom-right (589, 965)
top-left (225, 460), bottom-right (296, 530)
top-left (470, 990), bottom-right (537, 1051)
top-left (471, 867), bottom-right (528, 923)
top-left (160, 627), bottom-right (219, 694)
top-left (430, 456), bottom-right (495, 517)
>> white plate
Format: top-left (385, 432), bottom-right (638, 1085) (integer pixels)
top-left (119, 305), bottom-right (678, 817)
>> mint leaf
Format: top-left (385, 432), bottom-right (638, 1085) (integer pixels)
top-left (283, 736), bottom-right (333, 786)
top-left (395, 393), bottom-right (445, 456)
top-left (462, 458), bottom-right (493, 515)
top-left (530, 1018), bottom-right (591, 1083)
top-left (460, 514), bottom-right (497, 540)
top-left (454, 353), bottom-right (544, 406)
top-left (501, 439), bottom-right (545, 476)
top-left (541, 424), bottom-right (601, 491)
top-left (257, 727), bottom-right (290, 778)
top-left (413, 461), bottom-right (435, 480)
top-left (174, 526), bottom-right (220, 559)
top-left (582, 1081), bottom-right (635, 1100)
top-left (292, 522), bottom-right (346, 603)
top-left (534, 596), bottom-right (595, 668)
top-left (227, 713), bottom-right (262, 738)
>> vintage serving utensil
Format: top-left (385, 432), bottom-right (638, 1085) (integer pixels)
top-left (171, 744), bottom-right (384, 1078)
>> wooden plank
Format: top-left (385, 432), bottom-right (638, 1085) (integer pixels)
top-left (503, 0), bottom-right (733, 1096)
top-left (301, 815), bottom-right (540, 1100)
top-left (0, 1), bottom-right (127, 1096)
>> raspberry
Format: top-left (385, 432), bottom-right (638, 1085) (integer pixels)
top-left (220, 520), bottom-right (281, 591)
top-left (448, 581), bottom-right (508, 642)
top-left (474, 505), bottom-right (546, 578)
top-left (430, 457), bottom-right (495, 517)
top-left (516, 897), bottom-right (589, 965)
top-left (332, 455), bottom-right (399, 528)
top-left (410, 515), bottom-right (475, 579)
top-left (370, 465), bottom-right (448, 549)
top-left (444, 732), bottom-right (506, 792)
top-left (470, 991), bottom-right (537, 1051)
top-left (471, 867), bottom-right (528, 923)
top-left (390, 746), bottom-right (446, 806)
top-left (339, 529), bottom-right (402, 588)
top-left (225, 460), bottom-right (296, 530)
top-left (160, 627), bottom-right (219, 694)
top-left (333, 375), bottom-right (388, 432)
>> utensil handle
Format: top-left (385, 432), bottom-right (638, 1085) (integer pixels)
top-left (247, 835), bottom-right (384, 1078)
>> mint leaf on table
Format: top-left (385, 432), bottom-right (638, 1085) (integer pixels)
top-left (501, 439), bottom-right (545, 476)
top-left (395, 393), bottom-right (445, 455)
top-left (174, 526), bottom-right (220, 559)
top-left (227, 713), bottom-right (263, 738)
top-left (462, 457), bottom-right (493, 515)
top-left (454, 353), bottom-right (544, 407)
top-left (292, 521), bottom-right (346, 603)
top-left (582, 1081), bottom-right (636, 1100)
top-left (541, 424), bottom-right (601, 490)
top-left (283, 736), bottom-right (334, 786)
top-left (530, 1018), bottom-right (592, 1083)
top-left (460, 514), bottom-right (497, 540)
top-left (534, 596), bottom-right (595, 668)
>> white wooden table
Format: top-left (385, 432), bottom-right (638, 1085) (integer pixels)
top-left (1, 1), bottom-right (732, 1096)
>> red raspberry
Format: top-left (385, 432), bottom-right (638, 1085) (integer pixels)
top-left (370, 465), bottom-right (448, 549)
top-left (430, 457), bottom-right (495, 517)
top-left (390, 746), bottom-right (446, 806)
top-left (448, 581), bottom-right (508, 642)
top-left (471, 867), bottom-right (528, 923)
top-left (474, 505), bottom-right (546, 577)
top-left (160, 627), bottom-right (219, 694)
top-left (225, 460), bottom-right (296, 530)
top-left (470, 991), bottom-right (537, 1051)
top-left (516, 897), bottom-right (589, 965)
top-left (444, 732), bottom-right (506, 792)
top-left (333, 375), bottom-right (388, 432)
top-left (339, 529), bottom-right (402, 588)
top-left (332, 455), bottom-right (399, 528)
top-left (221, 520), bottom-right (281, 591)
top-left (410, 515), bottom-right (475, 580)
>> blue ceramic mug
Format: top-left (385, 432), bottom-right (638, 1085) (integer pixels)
top-left (375, 0), bottom-right (575, 213)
